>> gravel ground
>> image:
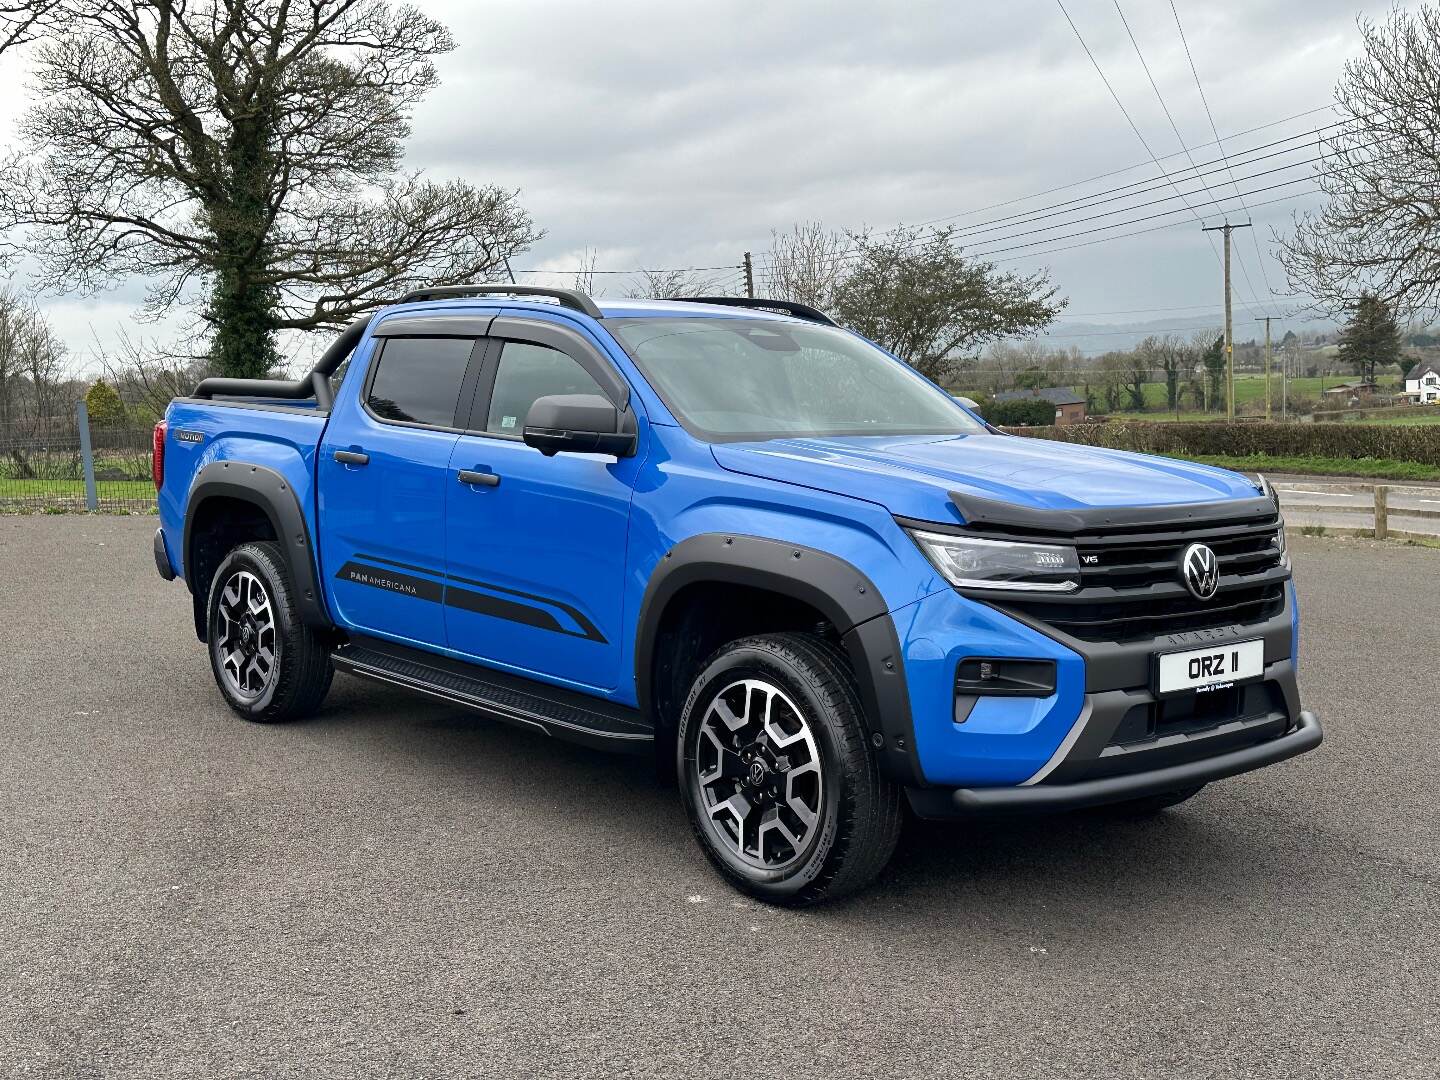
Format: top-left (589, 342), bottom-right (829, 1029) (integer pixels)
top-left (1, 516), bottom-right (1435, 1079)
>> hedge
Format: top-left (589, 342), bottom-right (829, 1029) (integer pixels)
top-left (979, 398), bottom-right (1055, 427)
top-left (1001, 421), bottom-right (1440, 467)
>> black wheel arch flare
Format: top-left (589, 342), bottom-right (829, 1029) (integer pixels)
top-left (182, 461), bottom-right (331, 641)
top-left (635, 533), bottom-right (923, 785)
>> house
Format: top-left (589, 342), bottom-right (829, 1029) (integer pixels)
top-left (993, 387), bottom-right (1088, 425)
top-left (1405, 361), bottom-right (1440, 404)
top-left (1320, 379), bottom-right (1380, 402)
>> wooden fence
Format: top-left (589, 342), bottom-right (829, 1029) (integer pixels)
top-left (1272, 480), bottom-right (1440, 541)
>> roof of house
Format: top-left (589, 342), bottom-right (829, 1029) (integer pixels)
top-left (1410, 361), bottom-right (1440, 381)
top-left (993, 387), bottom-right (1087, 406)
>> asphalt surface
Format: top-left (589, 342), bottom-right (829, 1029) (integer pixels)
top-left (1, 516), bottom-right (1436, 1079)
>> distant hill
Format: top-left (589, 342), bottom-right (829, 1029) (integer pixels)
top-left (1036, 313), bottom-right (1337, 355)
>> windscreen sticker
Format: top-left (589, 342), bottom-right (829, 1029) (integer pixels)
top-left (501, 415), bottom-right (517, 429)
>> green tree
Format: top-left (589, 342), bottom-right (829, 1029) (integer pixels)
top-left (84, 379), bottom-right (125, 425)
top-left (1201, 334), bottom-right (1226, 411)
top-left (1399, 356), bottom-right (1420, 381)
top-left (0, 0), bottom-right (539, 379)
top-left (1337, 294), bottom-right (1402, 383)
top-left (1013, 366), bottom-right (1049, 391)
top-left (831, 225), bottom-right (1066, 384)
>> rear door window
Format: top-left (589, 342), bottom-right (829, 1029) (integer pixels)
top-left (365, 338), bottom-right (477, 428)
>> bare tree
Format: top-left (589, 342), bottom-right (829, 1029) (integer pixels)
top-left (831, 225), bottom-right (1065, 384)
top-left (1278, 6), bottom-right (1440, 319)
top-left (0, 288), bottom-right (71, 474)
top-left (0, 0), bottom-right (55, 54)
top-left (1136, 334), bottom-right (1187, 411)
top-left (572, 248), bottom-right (599, 296)
top-left (0, 0), bottom-right (540, 379)
top-left (764, 222), bottom-right (849, 309)
top-left (1093, 352), bottom-right (1127, 414)
top-left (96, 330), bottom-right (211, 422)
top-left (626, 268), bottom-right (703, 300)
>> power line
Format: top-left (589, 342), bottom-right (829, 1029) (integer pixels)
top-left (750, 105), bottom-right (1389, 281)
top-left (983, 186), bottom-right (1321, 265)
top-left (1054, 0), bottom-right (1233, 292)
top-left (902, 106), bottom-right (1338, 234)
top-left (1169, 0), bottom-right (1280, 312)
top-left (1112, 0), bottom-right (1229, 221)
top-left (943, 173), bottom-right (1321, 260)
top-left (946, 148), bottom-right (1342, 252)
top-left (753, 105), bottom-right (1393, 279)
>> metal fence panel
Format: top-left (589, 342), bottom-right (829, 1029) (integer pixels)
top-left (0, 410), bottom-right (157, 514)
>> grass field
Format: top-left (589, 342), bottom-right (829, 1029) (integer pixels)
top-left (0, 479), bottom-right (155, 513)
top-left (966, 374), bottom-right (1403, 421)
top-left (1366, 410), bottom-right (1440, 425)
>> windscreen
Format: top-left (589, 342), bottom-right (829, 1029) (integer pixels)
top-left (610, 318), bottom-right (984, 440)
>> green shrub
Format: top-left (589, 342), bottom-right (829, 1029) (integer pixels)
top-left (981, 397), bottom-right (1055, 427)
top-left (1003, 420), bottom-right (1440, 467)
top-left (84, 380), bottom-right (126, 425)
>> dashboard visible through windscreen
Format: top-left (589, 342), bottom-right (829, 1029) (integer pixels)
top-left (608, 317), bottom-right (983, 441)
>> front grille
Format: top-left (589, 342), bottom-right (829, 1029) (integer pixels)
top-left (972, 511), bottom-right (1289, 642)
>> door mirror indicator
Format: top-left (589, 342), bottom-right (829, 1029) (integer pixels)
top-left (522, 394), bottom-right (636, 458)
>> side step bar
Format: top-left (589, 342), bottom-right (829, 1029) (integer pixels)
top-left (331, 637), bottom-right (653, 754)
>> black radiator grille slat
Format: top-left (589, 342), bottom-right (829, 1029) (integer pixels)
top-left (969, 511), bottom-right (1288, 642)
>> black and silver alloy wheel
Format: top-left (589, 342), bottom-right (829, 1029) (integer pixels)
top-left (695, 678), bottom-right (824, 870)
top-left (205, 540), bottom-right (333, 723)
top-left (213, 570), bottom-right (278, 700)
top-left (678, 633), bottom-right (903, 907)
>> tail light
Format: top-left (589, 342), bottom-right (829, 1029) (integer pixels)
top-left (152, 420), bottom-right (167, 490)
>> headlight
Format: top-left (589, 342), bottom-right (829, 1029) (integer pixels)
top-left (908, 529), bottom-right (1080, 592)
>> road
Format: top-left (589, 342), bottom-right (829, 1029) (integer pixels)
top-left (1, 516), bottom-right (1436, 1079)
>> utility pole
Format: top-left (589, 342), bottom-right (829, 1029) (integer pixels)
top-left (742, 252), bottom-right (755, 298)
top-left (1202, 222), bottom-right (1252, 418)
top-left (1256, 316), bottom-right (1273, 421)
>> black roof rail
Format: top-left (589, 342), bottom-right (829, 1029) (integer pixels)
top-left (396, 283), bottom-right (604, 319)
top-left (678, 296), bottom-right (838, 326)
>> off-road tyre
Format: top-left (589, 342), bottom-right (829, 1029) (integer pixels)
top-left (205, 541), bottom-right (333, 723)
top-left (677, 632), bottom-right (903, 906)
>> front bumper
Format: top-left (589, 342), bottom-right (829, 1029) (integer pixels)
top-left (908, 709), bottom-right (1321, 818)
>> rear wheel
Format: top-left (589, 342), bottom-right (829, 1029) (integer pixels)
top-left (677, 633), bottom-right (902, 906)
top-left (206, 541), bottom-right (332, 723)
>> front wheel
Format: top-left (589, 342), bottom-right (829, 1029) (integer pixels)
top-left (677, 633), bottom-right (902, 906)
top-left (206, 541), bottom-right (333, 723)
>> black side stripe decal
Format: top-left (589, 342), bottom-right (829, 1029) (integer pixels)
top-left (337, 561), bottom-right (444, 603)
top-left (336, 557), bottom-right (607, 643)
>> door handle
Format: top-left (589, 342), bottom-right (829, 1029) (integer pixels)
top-left (333, 449), bottom-right (370, 466)
top-left (457, 469), bottom-right (500, 488)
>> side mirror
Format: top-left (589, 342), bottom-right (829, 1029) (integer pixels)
top-left (522, 394), bottom-right (637, 458)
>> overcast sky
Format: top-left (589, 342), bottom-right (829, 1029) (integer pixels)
top-left (0, 0), bottom-right (1412, 365)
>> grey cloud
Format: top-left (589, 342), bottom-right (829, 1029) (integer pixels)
top-left (1, 0), bottom-right (1407, 355)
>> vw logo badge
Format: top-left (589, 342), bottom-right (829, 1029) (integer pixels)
top-left (1180, 542), bottom-right (1220, 600)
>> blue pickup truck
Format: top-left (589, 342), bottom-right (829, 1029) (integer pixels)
top-left (152, 285), bottom-right (1321, 905)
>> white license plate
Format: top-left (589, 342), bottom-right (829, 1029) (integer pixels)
top-left (1156, 639), bottom-right (1264, 695)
